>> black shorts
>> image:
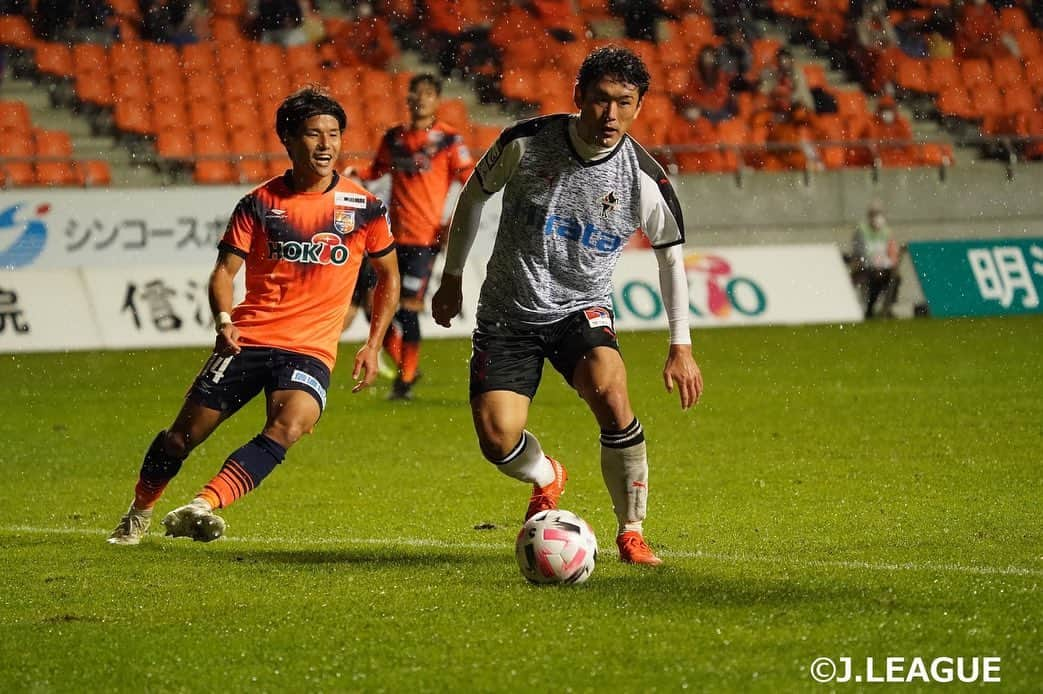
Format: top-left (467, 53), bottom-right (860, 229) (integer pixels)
top-left (351, 257), bottom-right (377, 307)
top-left (187, 346), bottom-right (332, 415)
top-left (469, 307), bottom-right (620, 400)
top-left (397, 245), bottom-right (439, 302)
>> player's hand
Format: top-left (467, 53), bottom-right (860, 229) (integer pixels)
top-left (351, 343), bottom-right (379, 392)
top-left (431, 273), bottom-right (463, 328)
top-left (663, 344), bottom-right (702, 410)
top-left (215, 324), bottom-right (241, 357)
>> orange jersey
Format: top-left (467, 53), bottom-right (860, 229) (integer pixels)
top-left (360, 121), bottom-right (474, 247)
top-left (221, 173), bottom-right (394, 371)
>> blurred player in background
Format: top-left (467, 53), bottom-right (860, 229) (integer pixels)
top-left (345, 73), bottom-right (475, 400)
top-left (108, 86), bottom-right (399, 545)
top-left (432, 47), bottom-right (703, 566)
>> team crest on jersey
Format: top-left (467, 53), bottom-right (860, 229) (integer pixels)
top-left (333, 208), bottom-right (356, 234)
top-left (600, 191), bottom-right (618, 218)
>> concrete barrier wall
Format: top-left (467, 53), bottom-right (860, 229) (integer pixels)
top-left (672, 161), bottom-right (1043, 246)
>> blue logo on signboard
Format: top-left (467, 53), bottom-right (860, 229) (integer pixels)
top-left (0, 204), bottom-right (49, 269)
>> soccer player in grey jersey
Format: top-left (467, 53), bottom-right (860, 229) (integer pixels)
top-left (432, 46), bottom-right (703, 565)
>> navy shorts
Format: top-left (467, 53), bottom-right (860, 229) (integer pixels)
top-left (351, 257), bottom-right (377, 307)
top-left (187, 346), bottom-right (331, 415)
top-left (469, 307), bottom-right (620, 400)
top-left (397, 245), bottom-right (439, 302)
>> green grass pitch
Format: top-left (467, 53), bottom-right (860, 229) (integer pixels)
top-left (0, 316), bottom-right (1040, 691)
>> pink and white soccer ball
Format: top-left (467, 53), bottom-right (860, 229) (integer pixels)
top-left (515, 509), bottom-right (598, 585)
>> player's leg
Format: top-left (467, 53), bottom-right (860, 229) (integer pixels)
top-left (388, 246), bottom-right (438, 400)
top-left (108, 350), bottom-right (262, 545)
top-left (555, 308), bottom-right (662, 565)
top-left (161, 349), bottom-right (322, 541)
top-left (469, 324), bottom-right (566, 520)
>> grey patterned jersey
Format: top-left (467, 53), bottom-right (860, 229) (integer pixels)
top-left (473, 114), bottom-right (684, 327)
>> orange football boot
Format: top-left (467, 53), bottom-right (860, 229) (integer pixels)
top-left (525, 457), bottom-right (567, 520)
top-left (617, 530), bottom-right (663, 565)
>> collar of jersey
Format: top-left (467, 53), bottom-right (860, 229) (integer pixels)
top-left (565, 116), bottom-right (626, 167)
top-left (281, 170), bottom-right (341, 194)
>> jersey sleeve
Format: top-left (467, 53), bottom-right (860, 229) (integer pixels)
top-left (473, 129), bottom-right (524, 194)
top-left (449, 135), bottom-right (476, 185)
top-left (361, 196), bottom-right (395, 256)
top-left (358, 130), bottom-right (393, 180)
top-left (219, 194), bottom-right (259, 258)
top-left (633, 139), bottom-right (685, 248)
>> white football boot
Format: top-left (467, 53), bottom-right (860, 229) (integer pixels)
top-left (162, 500), bottom-right (226, 542)
top-left (106, 506), bottom-right (152, 545)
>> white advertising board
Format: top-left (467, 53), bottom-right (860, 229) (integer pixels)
top-left (612, 245), bottom-right (864, 329)
top-left (0, 243), bottom-right (862, 355)
top-left (0, 269), bottom-right (101, 352)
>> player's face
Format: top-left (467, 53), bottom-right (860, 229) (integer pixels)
top-left (574, 77), bottom-right (643, 149)
top-left (408, 82), bottom-right (439, 122)
top-left (285, 114), bottom-right (342, 182)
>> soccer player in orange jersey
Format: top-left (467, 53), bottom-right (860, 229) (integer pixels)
top-left (107, 86), bottom-right (400, 544)
top-left (345, 73), bottom-right (474, 400)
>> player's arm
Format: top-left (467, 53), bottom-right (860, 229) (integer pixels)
top-left (346, 130), bottom-right (392, 180)
top-left (432, 131), bottom-right (523, 327)
top-left (638, 156), bottom-right (703, 409)
top-left (352, 248), bottom-right (399, 391)
top-left (208, 248), bottom-right (244, 357)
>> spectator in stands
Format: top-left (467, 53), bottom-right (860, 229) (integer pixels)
top-left (852, 0), bottom-right (902, 92)
top-left (334, 1), bottom-right (399, 69)
top-left (954, 0), bottom-right (1020, 59)
top-left (32, 0), bottom-right (73, 41)
top-left (710, 0), bottom-right (757, 40)
top-left (140, 0), bottom-right (199, 45)
top-left (758, 48), bottom-right (814, 110)
top-left (852, 95), bottom-right (917, 167)
top-left (676, 45), bottom-right (737, 124)
top-left (850, 200), bottom-right (901, 318)
top-left (761, 100), bottom-right (824, 171)
top-left (609, 0), bottom-right (678, 43)
top-left (717, 23), bottom-right (755, 91)
top-left (248, 0), bottom-right (311, 47)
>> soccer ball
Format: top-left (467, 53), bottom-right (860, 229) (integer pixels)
top-left (515, 509), bottom-right (598, 585)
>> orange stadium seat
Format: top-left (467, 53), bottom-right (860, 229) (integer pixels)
top-left (0, 101), bottom-right (31, 135)
top-left (960, 59), bottom-right (991, 90)
top-left (34, 42), bottom-right (74, 81)
top-left (189, 102), bottom-right (225, 132)
top-left (436, 98), bottom-right (470, 130)
top-left (969, 83), bottom-right (1005, 119)
top-left (34, 129), bottom-right (73, 158)
top-left (235, 158), bottom-right (269, 184)
top-left (936, 86), bottom-right (975, 120)
top-left (181, 43), bottom-right (216, 74)
top-left (72, 43), bottom-right (108, 78)
top-left (895, 55), bottom-right (929, 94)
top-left (716, 118), bottom-right (748, 172)
top-left (1002, 83), bottom-right (1034, 115)
top-left (803, 64), bottom-right (828, 90)
top-left (149, 72), bottom-right (186, 106)
top-left (109, 41), bottom-right (146, 81)
top-left (999, 7), bottom-right (1030, 32)
top-left (155, 129), bottom-right (194, 161)
top-left (78, 160), bottom-right (112, 186)
top-left (0, 134), bottom-right (34, 186)
top-left (35, 160), bottom-right (83, 187)
top-left (194, 160), bottom-right (236, 184)
top-left (267, 156), bottom-right (292, 178)
top-left (75, 71), bottom-right (114, 109)
top-left (185, 74), bottom-right (222, 106)
top-left (1013, 29), bottom-right (1040, 59)
top-left (209, 16), bottom-right (245, 42)
top-left (990, 56), bottom-right (1024, 89)
top-left (113, 99), bottom-right (152, 137)
top-left (230, 130), bottom-right (265, 156)
top-left (1024, 58), bottom-right (1043, 91)
top-left (152, 101), bottom-right (187, 132)
top-left (145, 43), bottom-right (181, 78)
top-left (927, 57), bottom-right (961, 93)
top-left (0, 15), bottom-right (33, 50)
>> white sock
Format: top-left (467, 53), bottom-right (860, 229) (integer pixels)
top-left (190, 497), bottom-right (213, 512)
top-left (599, 419), bottom-right (647, 535)
top-left (493, 431), bottom-right (554, 486)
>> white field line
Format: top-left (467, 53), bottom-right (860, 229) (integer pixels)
top-left (3, 525), bottom-right (1042, 578)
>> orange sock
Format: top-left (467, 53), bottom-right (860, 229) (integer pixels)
top-left (198, 460), bottom-right (253, 510)
top-left (383, 326), bottom-right (403, 367)
top-left (400, 342), bottom-right (420, 383)
top-left (133, 478), bottom-right (169, 511)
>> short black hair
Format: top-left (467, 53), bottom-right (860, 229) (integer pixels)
top-left (275, 85), bottom-right (347, 141)
top-left (576, 46), bottom-right (651, 99)
top-left (409, 73), bottom-right (442, 95)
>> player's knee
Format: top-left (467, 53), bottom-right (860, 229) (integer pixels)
top-left (588, 384), bottom-right (632, 426)
top-left (263, 420), bottom-right (308, 448)
top-left (162, 429), bottom-right (193, 459)
top-left (398, 308), bottom-right (421, 342)
top-left (475, 426), bottom-right (520, 463)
